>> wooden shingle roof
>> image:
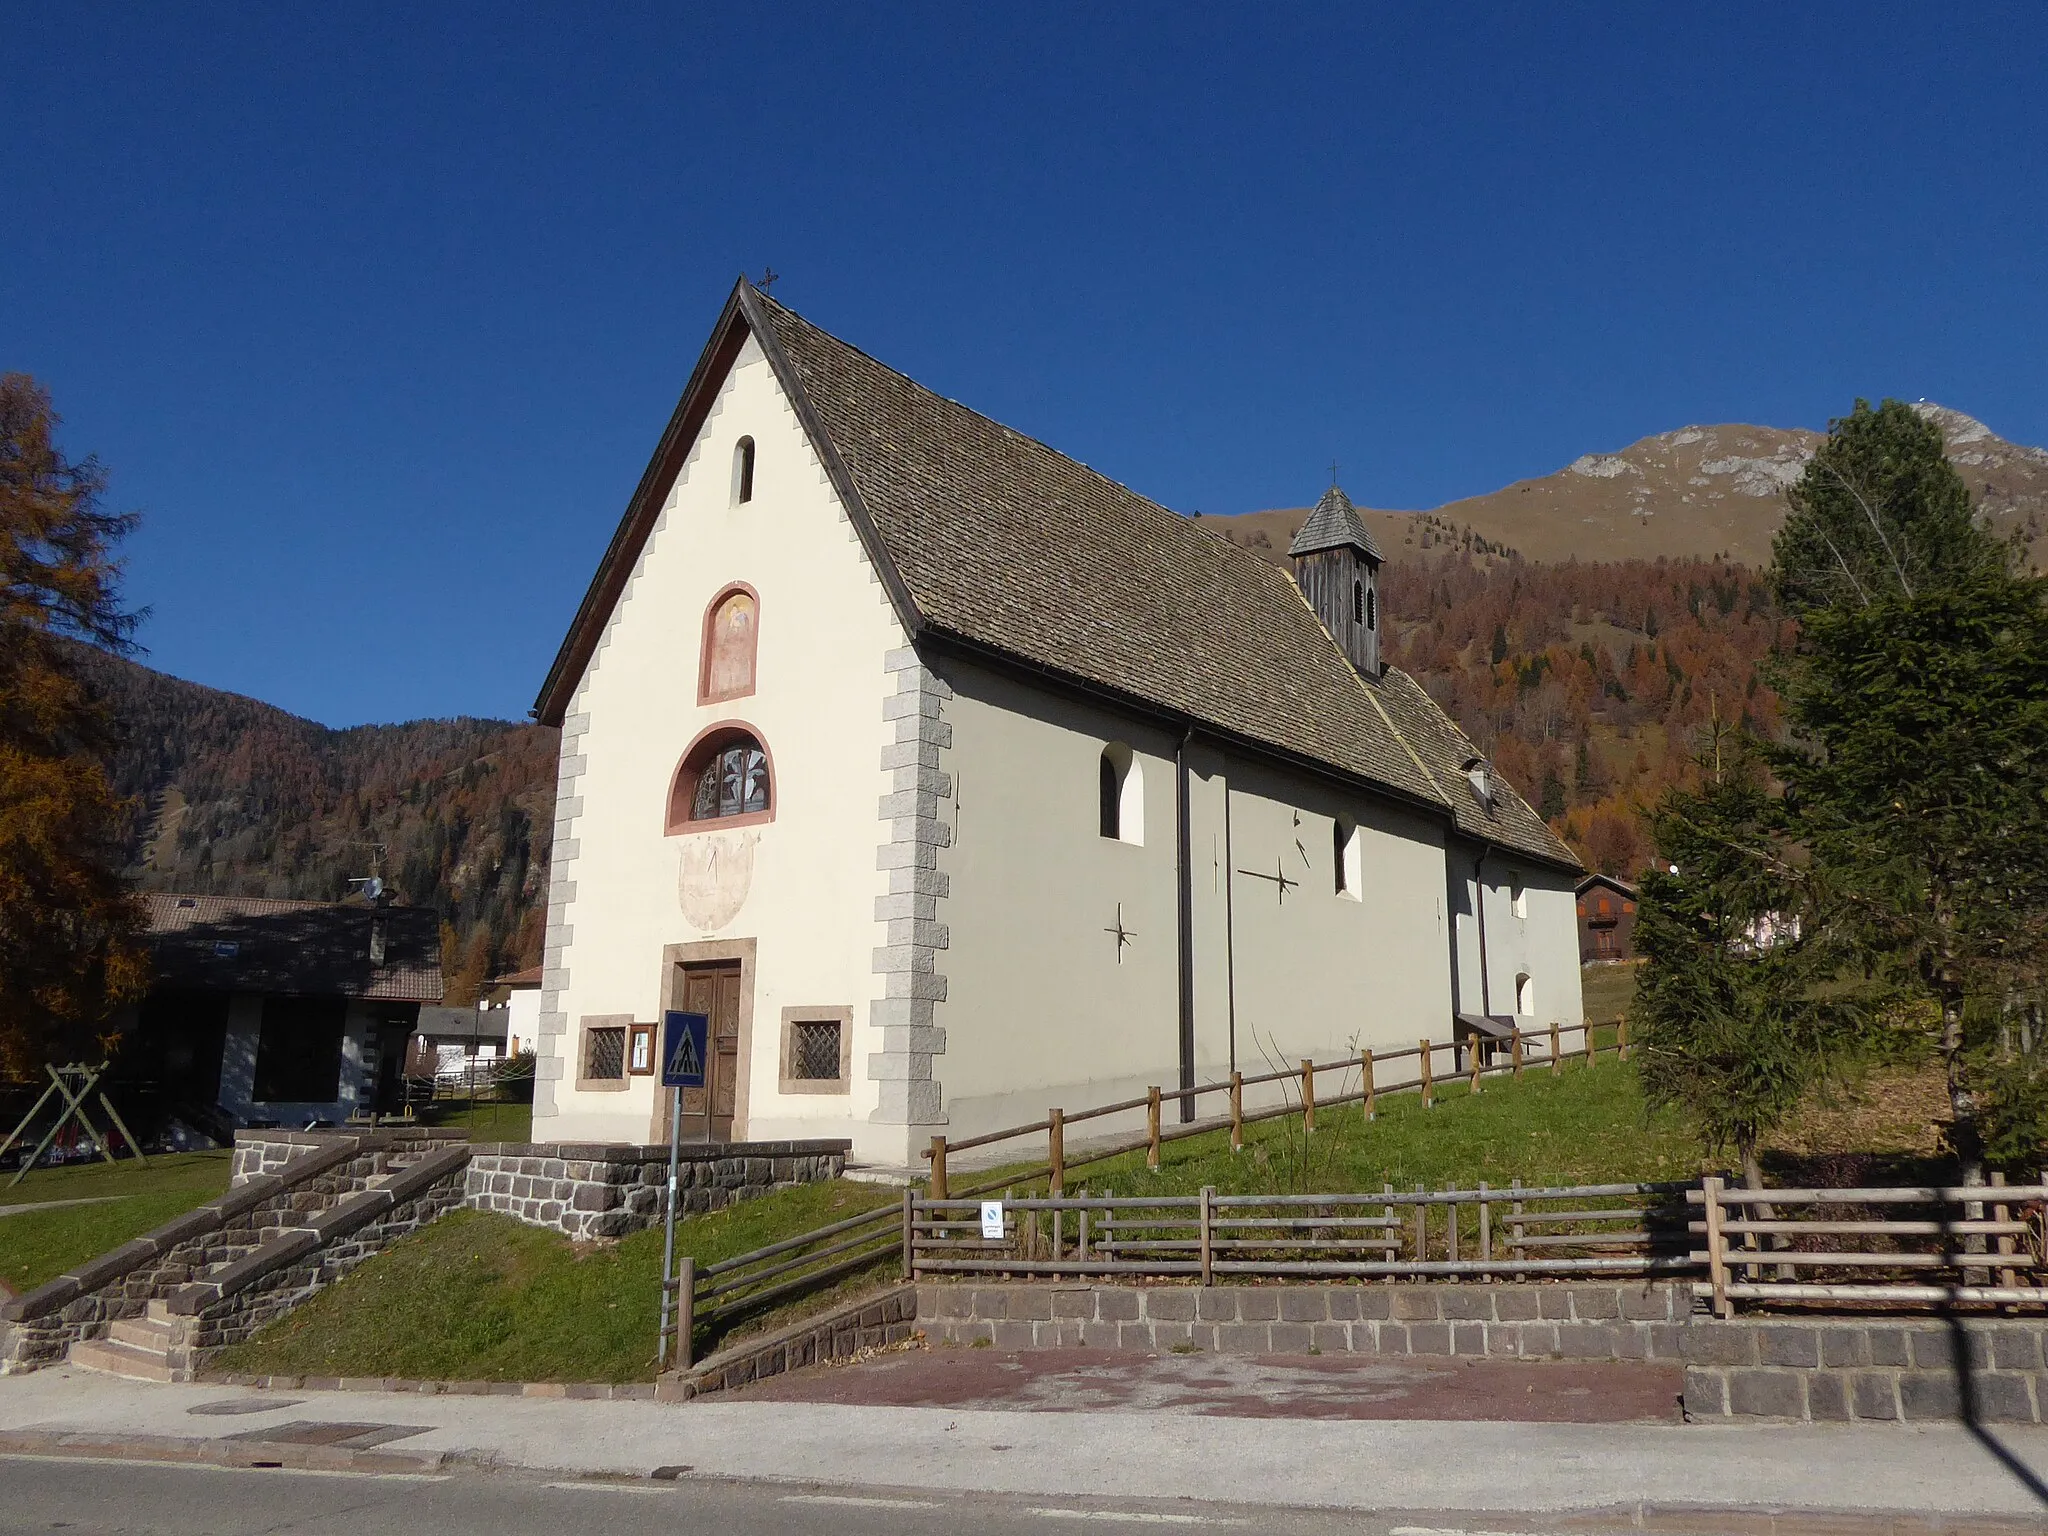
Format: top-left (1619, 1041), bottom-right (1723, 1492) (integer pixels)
top-left (1289, 485), bottom-right (1382, 561)
top-left (538, 280), bottom-right (1578, 872)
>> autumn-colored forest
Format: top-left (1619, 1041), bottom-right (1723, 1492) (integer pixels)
top-left (82, 647), bottom-right (558, 1002)
top-left (81, 548), bottom-right (1766, 1002)
top-left (1381, 553), bottom-right (1787, 876)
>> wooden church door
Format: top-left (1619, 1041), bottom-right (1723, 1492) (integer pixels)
top-left (680, 960), bottom-right (744, 1141)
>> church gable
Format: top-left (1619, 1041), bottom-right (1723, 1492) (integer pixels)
top-left (539, 279), bottom-right (1576, 875)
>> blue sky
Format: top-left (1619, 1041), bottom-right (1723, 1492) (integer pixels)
top-left (8, 4), bottom-right (2045, 727)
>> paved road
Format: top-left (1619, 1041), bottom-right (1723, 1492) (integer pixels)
top-left (0, 1457), bottom-right (1469, 1536)
top-left (10, 1367), bottom-right (2048, 1524)
top-left (11, 1454), bottom-right (2046, 1536)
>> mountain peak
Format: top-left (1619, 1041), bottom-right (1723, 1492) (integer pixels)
top-left (1198, 407), bottom-right (2048, 571)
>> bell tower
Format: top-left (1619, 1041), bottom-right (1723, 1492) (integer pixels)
top-left (1289, 484), bottom-right (1382, 676)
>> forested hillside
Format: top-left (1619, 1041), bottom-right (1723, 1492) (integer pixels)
top-left (1379, 554), bottom-right (1785, 877)
top-left (82, 648), bottom-right (557, 1001)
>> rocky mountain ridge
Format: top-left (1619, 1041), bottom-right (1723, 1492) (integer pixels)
top-left (1201, 404), bottom-right (2048, 570)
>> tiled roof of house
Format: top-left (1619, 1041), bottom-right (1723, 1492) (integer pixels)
top-left (142, 893), bottom-right (444, 1003)
top-left (1576, 872), bottom-right (1640, 898)
top-left (1289, 485), bottom-right (1382, 561)
top-left (538, 280), bottom-right (1578, 871)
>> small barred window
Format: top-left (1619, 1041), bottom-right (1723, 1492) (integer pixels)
top-left (790, 1019), bottom-right (843, 1081)
top-left (584, 1025), bottom-right (626, 1081)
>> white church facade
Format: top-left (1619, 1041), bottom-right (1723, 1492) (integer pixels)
top-left (529, 279), bottom-right (1584, 1168)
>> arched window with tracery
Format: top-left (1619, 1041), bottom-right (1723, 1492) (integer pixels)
top-left (668, 724), bottom-right (774, 831)
top-left (699, 584), bottom-right (759, 704)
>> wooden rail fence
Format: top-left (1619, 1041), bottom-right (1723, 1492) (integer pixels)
top-left (658, 1193), bottom-right (909, 1370)
top-left (910, 1180), bottom-right (1689, 1283)
top-left (1690, 1174), bottom-right (2048, 1318)
top-left (925, 1018), bottom-right (1628, 1200)
top-left (656, 1170), bottom-right (2048, 1370)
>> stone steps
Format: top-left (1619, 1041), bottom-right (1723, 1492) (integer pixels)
top-left (67, 1334), bottom-right (178, 1381)
top-left (66, 1151), bottom-right (442, 1381)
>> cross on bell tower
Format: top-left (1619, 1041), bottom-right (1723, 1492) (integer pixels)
top-left (1288, 483), bottom-right (1382, 676)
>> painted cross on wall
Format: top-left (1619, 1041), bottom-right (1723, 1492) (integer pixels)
top-left (1103, 902), bottom-right (1136, 962)
top-left (1238, 859), bottom-right (1299, 904)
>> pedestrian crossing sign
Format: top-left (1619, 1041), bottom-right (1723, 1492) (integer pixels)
top-left (662, 1010), bottom-right (709, 1089)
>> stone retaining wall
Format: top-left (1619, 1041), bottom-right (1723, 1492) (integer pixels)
top-left (676, 1285), bottom-right (920, 1398)
top-left (0, 1133), bottom-right (424, 1373)
top-left (463, 1139), bottom-right (850, 1241)
top-left (177, 1150), bottom-right (474, 1371)
top-left (916, 1281), bottom-right (1691, 1361)
top-left (231, 1129), bottom-right (466, 1184)
top-left (914, 1281), bottom-right (2048, 1422)
top-left (1682, 1316), bottom-right (2048, 1423)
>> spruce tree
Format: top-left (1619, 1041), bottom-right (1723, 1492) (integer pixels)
top-left (1631, 736), bottom-right (1850, 1185)
top-left (1769, 399), bottom-right (2048, 1174)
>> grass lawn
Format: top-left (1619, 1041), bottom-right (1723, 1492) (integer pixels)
top-left (0, 1150), bottom-right (233, 1294)
top-left (203, 1045), bottom-right (1958, 1384)
top-left (421, 1101), bottom-right (533, 1141)
top-left (210, 1177), bottom-right (898, 1383)
top-left (1004, 1052), bottom-right (1702, 1201)
top-left (1581, 960), bottom-right (1642, 1024)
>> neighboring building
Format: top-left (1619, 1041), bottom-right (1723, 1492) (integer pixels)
top-left (1576, 874), bottom-right (1639, 962)
top-left (528, 279), bottom-right (1585, 1167)
top-left (411, 1004), bottom-right (513, 1083)
top-left (479, 965), bottom-right (542, 1054)
top-left (120, 894), bottom-right (443, 1133)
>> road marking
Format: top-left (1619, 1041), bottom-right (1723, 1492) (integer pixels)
top-left (0, 1455), bottom-right (445, 1483)
top-left (780, 1494), bottom-right (945, 1510)
top-left (544, 1480), bottom-right (668, 1494)
top-left (1026, 1511), bottom-right (1245, 1526)
top-left (1390, 1528), bottom-right (1542, 1536)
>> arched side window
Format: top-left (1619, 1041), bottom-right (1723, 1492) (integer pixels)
top-left (1352, 580), bottom-right (1364, 626)
top-left (1099, 744), bottom-right (1142, 845)
top-left (699, 583), bottom-right (760, 705)
top-left (667, 723), bottom-right (774, 832)
top-left (1333, 817), bottom-right (1363, 899)
top-left (732, 436), bottom-right (756, 506)
top-left (1515, 972), bottom-right (1534, 1016)
top-left (1365, 587), bottom-right (1376, 631)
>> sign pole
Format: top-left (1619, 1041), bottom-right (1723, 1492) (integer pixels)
top-left (653, 1008), bottom-right (707, 1373)
top-left (657, 1082), bottom-right (682, 1370)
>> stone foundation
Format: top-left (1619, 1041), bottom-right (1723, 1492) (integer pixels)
top-left (463, 1139), bottom-right (850, 1240)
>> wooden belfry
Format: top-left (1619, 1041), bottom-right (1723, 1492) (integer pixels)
top-left (0, 1062), bottom-right (148, 1188)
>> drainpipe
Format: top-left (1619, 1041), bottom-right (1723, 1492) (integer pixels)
top-left (1175, 729), bottom-right (1196, 1122)
top-left (1474, 844), bottom-right (1495, 1017)
top-left (1223, 771), bottom-right (1238, 1081)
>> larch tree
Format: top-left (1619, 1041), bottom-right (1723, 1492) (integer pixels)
top-left (0, 373), bottom-right (149, 1076)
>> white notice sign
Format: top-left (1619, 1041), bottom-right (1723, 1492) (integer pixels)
top-left (980, 1200), bottom-right (1005, 1240)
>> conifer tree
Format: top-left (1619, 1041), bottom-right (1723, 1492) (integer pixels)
top-left (1631, 735), bottom-right (1850, 1185)
top-left (1769, 400), bottom-right (2048, 1174)
top-left (0, 375), bottom-right (148, 1075)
